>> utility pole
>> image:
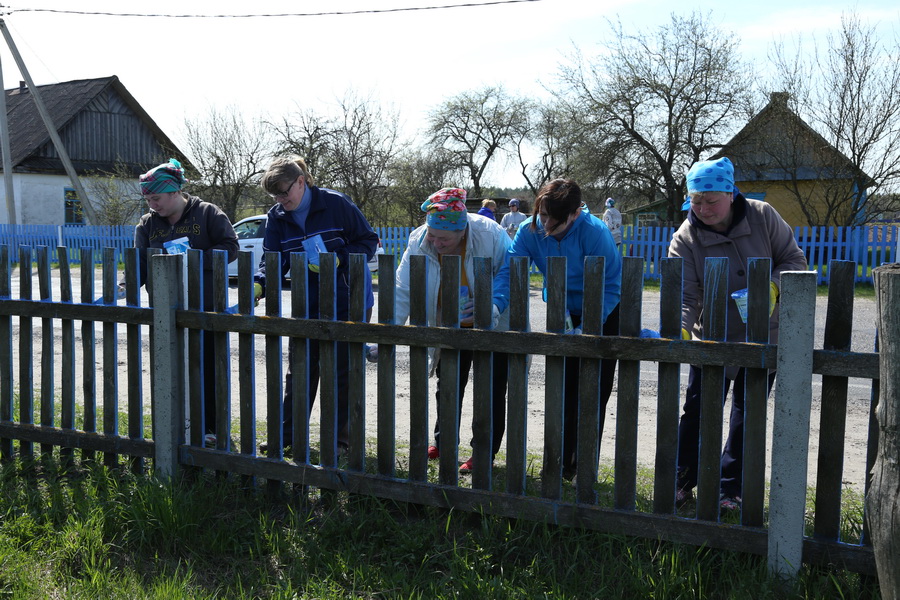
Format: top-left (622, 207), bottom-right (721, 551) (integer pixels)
top-left (0, 31), bottom-right (15, 224)
top-left (0, 18), bottom-right (98, 224)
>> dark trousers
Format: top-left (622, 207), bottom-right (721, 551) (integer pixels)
top-left (283, 338), bottom-right (350, 448)
top-left (434, 350), bottom-right (509, 456)
top-left (676, 365), bottom-right (777, 498)
top-left (562, 304), bottom-right (620, 472)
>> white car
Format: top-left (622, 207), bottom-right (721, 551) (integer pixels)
top-left (228, 215), bottom-right (383, 278)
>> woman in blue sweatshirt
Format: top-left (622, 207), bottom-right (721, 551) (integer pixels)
top-left (492, 179), bottom-right (621, 479)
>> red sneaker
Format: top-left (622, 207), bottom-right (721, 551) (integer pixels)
top-left (459, 457), bottom-right (474, 474)
top-left (427, 445), bottom-right (440, 460)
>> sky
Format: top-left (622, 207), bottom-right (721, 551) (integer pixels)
top-left (1, 0), bottom-right (898, 187)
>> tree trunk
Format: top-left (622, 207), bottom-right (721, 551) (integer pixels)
top-left (868, 263), bottom-right (900, 599)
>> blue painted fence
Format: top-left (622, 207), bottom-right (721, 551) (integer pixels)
top-left (2, 223), bottom-right (897, 284)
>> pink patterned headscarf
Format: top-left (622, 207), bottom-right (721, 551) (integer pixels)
top-left (421, 188), bottom-right (468, 231)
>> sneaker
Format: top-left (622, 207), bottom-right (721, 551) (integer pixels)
top-left (427, 445), bottom-right (440, 460)
top-left (675, 487), bottom-right (694, 508)
top-left (562, 466), bottom-right (577, 481)
top-left (203, 433), bottom-right (217, 448)
top-left (459, 457), bottom-right (474, 474)
top-left (719, 495), bottom-right (742, 511)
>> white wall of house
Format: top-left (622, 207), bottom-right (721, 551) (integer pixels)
top-left (0, 172), bottom-right (140, 226)
top-left (0, 173), bottom-right (74, 225)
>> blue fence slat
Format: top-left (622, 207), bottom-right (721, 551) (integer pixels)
top-left (4, 223), bottom-right (898, 284)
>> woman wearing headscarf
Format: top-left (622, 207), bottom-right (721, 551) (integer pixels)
top-left (492, 178), bottom-right (621, 480)
top-left (670, 156), bottom-right (806, 511)
top-left (394, 188), bottom-right (512, 474)
top-left (133, 158), bottom-right (239, 446)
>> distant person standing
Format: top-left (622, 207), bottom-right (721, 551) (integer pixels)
top-left (603, 198), bottom-right (623, 246)
top-left (500, 198), bottom-right (527, 239)
top-left (477, 199), bottom-right (497, 221)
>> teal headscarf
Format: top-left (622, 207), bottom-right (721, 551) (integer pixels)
top-left (140, 158), bottom-right (186, 195)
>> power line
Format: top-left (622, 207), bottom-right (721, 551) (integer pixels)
top-left (1, 0), bottom-right (543, 19)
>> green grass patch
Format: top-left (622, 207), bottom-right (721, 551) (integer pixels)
top-left (0, 451), bottom-right (879, 599)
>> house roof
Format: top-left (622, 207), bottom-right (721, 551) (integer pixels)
top-left (714, 92), bottom-right (873, 187)
top-left (4, 75), bottom-right (186, 173)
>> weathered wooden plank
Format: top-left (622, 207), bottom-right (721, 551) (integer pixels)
top-left (318, 253), bottom-right (339, 469)
top-left (212, 250), bottom-right (231, 459)
top-left (615, 257), bottom-right (640, 510)
top-left (0, 246), bottom-right (12, 460)
top-left (348, 254), bottom-right (371, 473)
top-left (696, 258), bottom-right (728, 522)
top-left (505, 257), bottom-right (530, 496)
top-left (814, 260), bottom-right (855, 540)
top-left (471, 256), bottom-right (494, 491)
top-left (576, 255), bottom-right (603, 505)
top-left (80, 249), bottom-right (97, 464)
top-left (288, 253), bottom-right (308, 466)
top-left (37, 247), bottom-right (55, 457)
top-left (373, 255), bottom-right (396, 478)
top-left (186, 249), bottom-right (203, 450)
top-left (102, 247), bottom-right (119, 468)
top-left (407, 255), bottom-right (429, 483)
top-left (236, 252), bottom-right (257, 490)
top-left (742, 258), bottom-right (772, 527)
top-left (18, 247), bottom-right (34, 458)
top-left (867, 263), bottom-right (900, 596)
top-left (58, 249), bottom-right (76, 466)
top-left (437, 256), bottom-right (461, 487)
top-left (123, 247), bottom-right (144, 474)
top-left (653, 258), bottom-right (682, 514)
top-left (541, 256), bottom-right (566, 500)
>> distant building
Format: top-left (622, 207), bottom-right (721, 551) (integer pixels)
top-left (713, 92), bottom-right (873, 227)
top-left (1, 76), bottom-right (188, 225)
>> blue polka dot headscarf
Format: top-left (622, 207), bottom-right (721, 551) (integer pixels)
top-left (686, 156), bottom-right (734, 194)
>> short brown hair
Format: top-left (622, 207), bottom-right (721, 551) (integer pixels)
top-left (260, 156), bottom-right (314, 195)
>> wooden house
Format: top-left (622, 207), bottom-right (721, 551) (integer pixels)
top-left (712, 92), bottom-right (872, 227)
top-left (1, 76), bottom-right (187, 225)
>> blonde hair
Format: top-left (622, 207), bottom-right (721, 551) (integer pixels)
top-left (481, 199), bottom-right (497, 209)
top-left (260, 155), bottom-right (315, 194)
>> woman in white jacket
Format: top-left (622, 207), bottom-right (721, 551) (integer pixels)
top-left (394, 188), bottom-right (512, 474)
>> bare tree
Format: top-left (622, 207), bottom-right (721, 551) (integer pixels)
top-left (183, 106), bottom-right (276, 222)
top-left (386, 147), bottom-right (460, 227)
top-left (557, 12), bottom-right (754, 222)
top-left (273, 91), bottom-right (403, 226)
top-left (428, 86), bottom-right (530, 197)
top-left (83, 160), bottom-right (145, 226)
top-left (767, 12), bottom-right (900, 225)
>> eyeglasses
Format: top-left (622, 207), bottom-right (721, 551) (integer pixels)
top-left (269, 178), bottom-right (298, 199)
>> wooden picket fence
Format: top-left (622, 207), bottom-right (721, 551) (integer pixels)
top-left (0, 244), bottom-right (883, 582)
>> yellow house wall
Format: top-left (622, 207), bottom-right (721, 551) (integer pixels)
top-left (735, 179), bottom-right (856, 227)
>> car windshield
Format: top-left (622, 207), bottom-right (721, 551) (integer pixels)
top-left (235, 220), bottom-right (265, 239)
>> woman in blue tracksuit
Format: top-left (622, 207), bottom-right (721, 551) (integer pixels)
top-left (492, 178), bottom-right (622, 479)
top-left (254, 156), bottom-right (379, 455)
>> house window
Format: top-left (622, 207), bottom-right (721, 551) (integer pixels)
top-left (64, 188), bottom-right (85, 224)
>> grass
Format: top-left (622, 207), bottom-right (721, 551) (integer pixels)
top-left (0, 450), bottom-right (881, 599)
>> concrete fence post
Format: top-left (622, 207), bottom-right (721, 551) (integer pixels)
top-left (868, 263), bottom-right (900, 599)
top-left (150, 254), bottom-right (185, 480)
top-left (768, 270), bottom-right (817, 579)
